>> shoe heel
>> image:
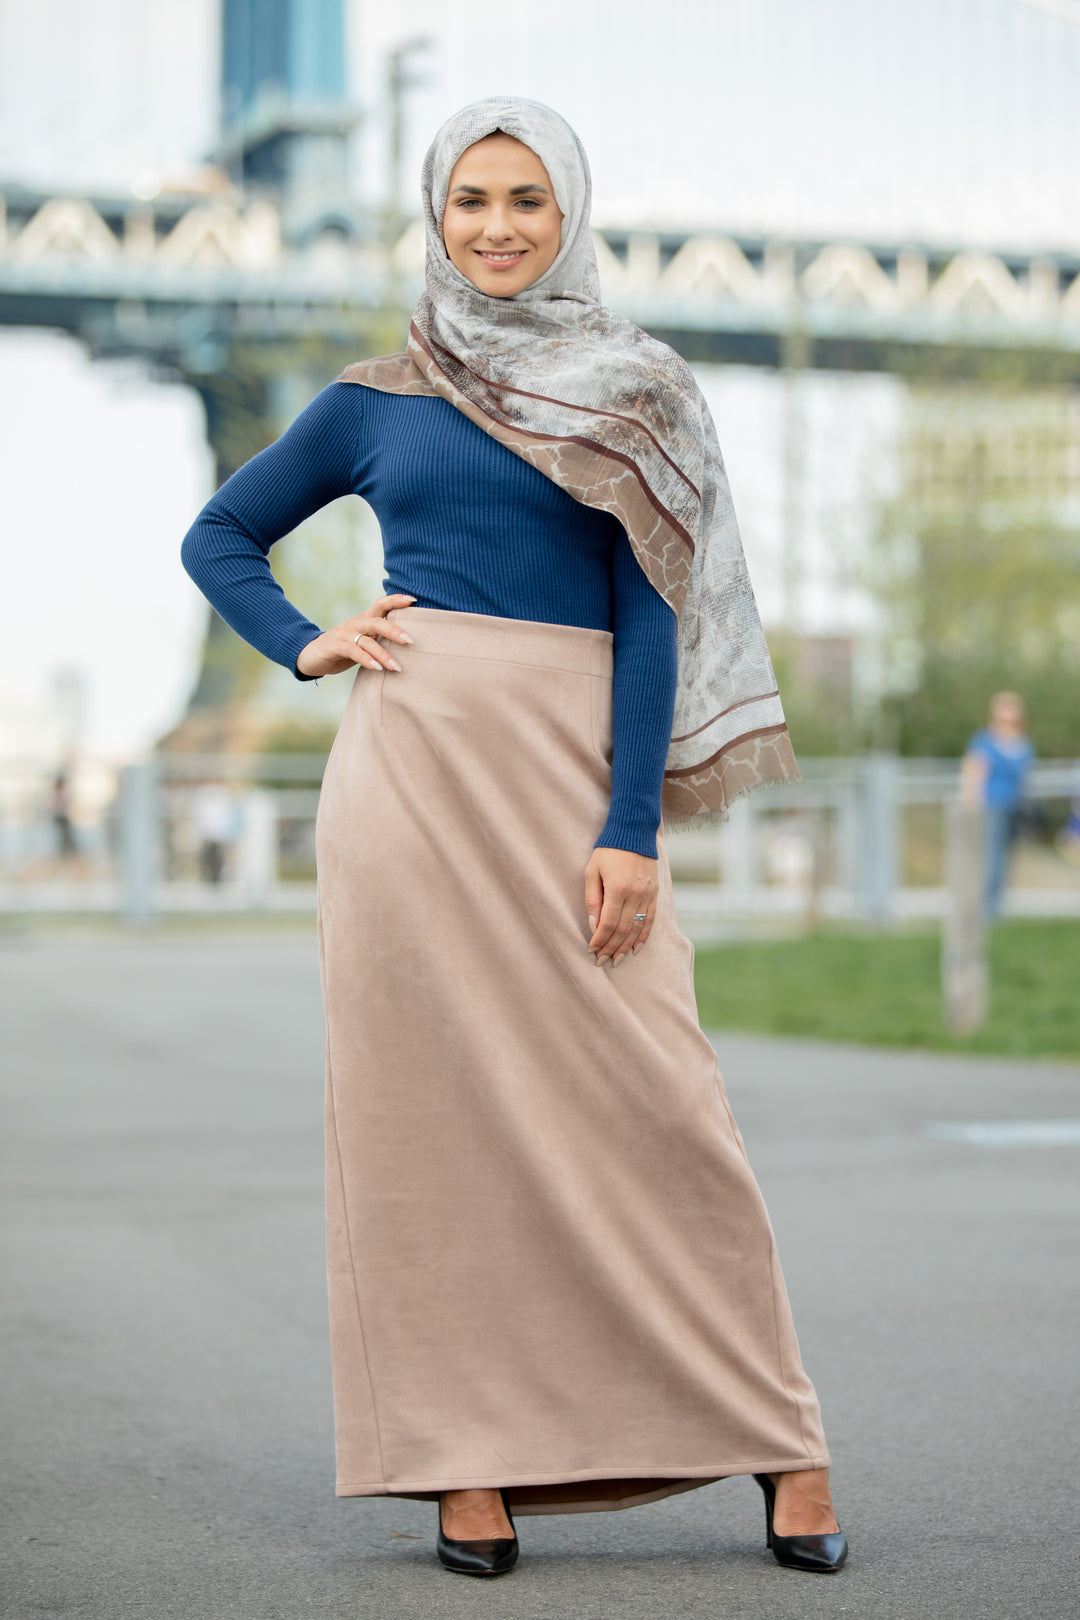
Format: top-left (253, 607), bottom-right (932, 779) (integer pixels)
top-left (753, 1472), bottom-right (848, 1574)
top-left (753, 1472), bottom-right (775, 1548)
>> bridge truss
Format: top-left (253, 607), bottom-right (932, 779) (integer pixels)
top-left (2, 183), bottom-right (1080, 380)
top-left (3, 181), bottom-right (1078, 729)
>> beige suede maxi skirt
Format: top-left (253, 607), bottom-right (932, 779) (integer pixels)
top-left (316, 605), bottom-right (828, 1516)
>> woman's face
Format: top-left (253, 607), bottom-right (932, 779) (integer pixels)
top-left (990, 694), bottom-right (1026, 735)
top-left (442, 133), bottom-right (564, 297)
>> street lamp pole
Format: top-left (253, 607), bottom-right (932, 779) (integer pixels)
top-left (384, 37), bottom-right (433, 271)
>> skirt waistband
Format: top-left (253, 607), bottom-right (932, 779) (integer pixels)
top-left (384, 605), bottom-right (613, 678)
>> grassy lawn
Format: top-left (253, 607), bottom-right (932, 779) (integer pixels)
top-left (693, 919), bottom-right (1080, 1059)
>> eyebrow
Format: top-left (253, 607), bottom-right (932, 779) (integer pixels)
top-left (450, 183), bottom-right (550, 196)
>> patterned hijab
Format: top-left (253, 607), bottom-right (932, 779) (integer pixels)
top-left (341, 96), bottom-right (797, 824)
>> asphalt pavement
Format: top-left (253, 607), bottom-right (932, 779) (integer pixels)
top-left (3, 929), bottom-right (1079, 1620)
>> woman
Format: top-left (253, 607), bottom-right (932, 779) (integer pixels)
top-left (182, 97), bottom-right (846, 1580)
top-left (961, 691), bottom-right (1034, 917)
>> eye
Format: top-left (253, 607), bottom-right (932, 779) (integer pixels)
top-left (457, 197), bottom-right (484, 209)
top-left (515, 198), bottom-right (541, 209)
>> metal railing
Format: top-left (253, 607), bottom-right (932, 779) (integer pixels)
top-left (1, 753), bottom-right (1077, 927)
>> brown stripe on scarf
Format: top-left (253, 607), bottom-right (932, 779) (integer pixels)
top-left (670, 689), bottom-right (780, 745)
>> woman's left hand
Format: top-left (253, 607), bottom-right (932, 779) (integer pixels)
top-left (584, 848), bottom-right (659, 967)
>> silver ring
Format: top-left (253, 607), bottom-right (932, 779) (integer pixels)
top-left (353, 633), bottom-right (364, 645)
top-left (633, 913), bottom-right (647, 922)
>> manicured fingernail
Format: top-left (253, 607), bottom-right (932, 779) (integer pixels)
top-left (632, 943), bottom-right (641, 954)
top-left (588, 915), bottom-right (597, 930)
top-left (399, 633), bottom-right (413, 643)
top-left (389, 660), bottom-right (401, 671)
top-left (614, 953), bottom-right (626, 966)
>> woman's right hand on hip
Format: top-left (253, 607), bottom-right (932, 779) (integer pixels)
top-left (295, 594), bottom-right (416, 678)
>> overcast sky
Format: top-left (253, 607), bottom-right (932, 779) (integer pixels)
top-left (0, 0), bottom-right (1076, 755)
top-left (4, 0), bottom-right (1078, 244)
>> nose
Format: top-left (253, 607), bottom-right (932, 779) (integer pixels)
top-left (482, 204), bottom-right (515, 241)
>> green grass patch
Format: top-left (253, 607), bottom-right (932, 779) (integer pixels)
top-left (693, 919), bottom-right (1080, 1059)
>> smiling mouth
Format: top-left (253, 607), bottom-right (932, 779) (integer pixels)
top-left (475, 249), bottom-right (528, 264)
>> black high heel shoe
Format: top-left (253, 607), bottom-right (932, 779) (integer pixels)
top-left (437, 1488), bottom-right (518, 1577)
top-left (753, 1473), bottom-right (848, 1572)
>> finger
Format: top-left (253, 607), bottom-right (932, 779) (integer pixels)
top-left (614, 906), bottom-right (649, 963)
top-left (601, 886), bottom-right (658, 964)
top-left (631, 905), bottom-right (657, 953)
top-left (603, 899), bottom-right (644, 966)
top-left (367, 593), bottom-right (417, 624)
top-left (351, 633), bottom-right (402, 672)
top-left (593, 888), bottom-right (632, 963)
top-left (327, 633), bottom-right (387, 672)
top-left (620, 904), bottom-right (655, 961)
top-left (331, 637), bottom-right (380, 672)
top-left (584, 867), bottom-right (604, 943)
top-left (350, 612), bottom-right (414, 646)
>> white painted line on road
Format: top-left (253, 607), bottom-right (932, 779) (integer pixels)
top-left (925, 1120), bottom-right (1080, 1148)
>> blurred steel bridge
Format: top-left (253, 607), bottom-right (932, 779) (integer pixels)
top-left (6, 173), bottom-right (1079, 720)
top-left (5, 0), bottom-right (1080, 723)
top-left (2, 180), bottom-right (1079, 381)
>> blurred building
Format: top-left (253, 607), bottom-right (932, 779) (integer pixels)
top-left (219, 0), bottom-right (361, 246)
top-left (3, 0), bottom-right (1080, 767)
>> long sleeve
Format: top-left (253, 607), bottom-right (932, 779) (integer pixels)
top-left (181, 380), bottom-right (678, 841)
top-left (180, 382), bottom-right (363, 675)
top-left (595, 534), bottom-right (678, 860)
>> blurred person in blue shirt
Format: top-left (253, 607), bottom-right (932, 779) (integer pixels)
top-left (961, 691), bottom-right (1034, 917)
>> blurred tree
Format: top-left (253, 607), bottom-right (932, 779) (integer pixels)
top-left (872, 383), bottom-right (1080, 757)
top-left (164, 323), bottom-right (400, 753)
top-left (183, 353), bottom-right (274, 719)
top-left (768, 632), bottom-right (859, 756)
top-left (253, 480), bottom-right (388, 755)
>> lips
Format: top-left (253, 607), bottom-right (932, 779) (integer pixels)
top-left (475, 249), bottom-right (528, 265)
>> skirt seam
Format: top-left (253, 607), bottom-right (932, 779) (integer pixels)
top-left (391, 646), bottom-right (614, 679)
top-left (767, 1238), bottom-right (816, 1461)
top-left (326, 1055), bottom-right (389, 1488)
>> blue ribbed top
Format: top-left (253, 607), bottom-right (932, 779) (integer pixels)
top-left (181, 381), bottom-right (677, 857)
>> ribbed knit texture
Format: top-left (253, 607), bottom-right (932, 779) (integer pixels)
top-left (181, 382), bottom-right (677, 857)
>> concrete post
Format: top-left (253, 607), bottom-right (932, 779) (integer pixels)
top-left (236, 789), bottom-right (278, 909)
top-left (942, 802), bottom-right (988, 1035)
top-left (857, 753), bottom-right (900, 925)
top-left (119, 760), bottom-right (158, 923)
top-left (804, 808), bottom-right (828, 931)
top-left (834, 783), bottom-right (859, 900)
top-left (718, 797), bottom-right (757, 908)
